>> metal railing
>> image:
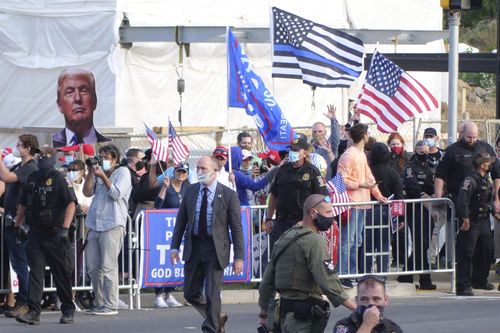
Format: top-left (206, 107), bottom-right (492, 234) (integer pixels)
top-left (0, 197), bottom-right (456, 309)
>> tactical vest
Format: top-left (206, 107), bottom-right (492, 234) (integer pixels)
top-left (468, 172), bottom-right (493, 219)
top-left (273, 225), bottom-right (319, 294)
top-left (25, 169), bottom-right (64, 228)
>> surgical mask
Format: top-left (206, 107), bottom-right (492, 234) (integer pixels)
top-left (197, 170), bottom-right (214, 185)
top-left (64, 155), bottom-right (74, 164)
top-left (288, 150), bottom-right (301, 163)
top-left (102, 160), bottom-right (112, 171)
top-left (390, 146), bottom-right (403, 155)
top-left (313, 213), bottom-right (335, 231)
top-left (37, 156), bottom-right (56, 170)
top-left (240, 166), bottom-right (252, 177)
top-left (424, 139), bottom-right (436, 149)
top-left (12, 148), bottom-right (21, 158)
top-left (356, 304), bottom-right (384, 320)
top-left (416, 153), bottom-right (428, 163)
top-left (68, 170), bottom-right (81, 182)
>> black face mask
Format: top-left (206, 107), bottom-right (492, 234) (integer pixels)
top-left (416, 153), bottom-right (427, 163)
top-left (37, 156), bottom-right (56, 170)
top-left (313, 213), bottom-right (334, 231)
top-left (135, 161), bottom-right (145, 171)
top-left (356, 304), bottom-right (384, 320)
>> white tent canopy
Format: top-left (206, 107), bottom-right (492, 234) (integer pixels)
top-left (0, 0), bottom-right (445, 147)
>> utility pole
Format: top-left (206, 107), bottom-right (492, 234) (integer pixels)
top-left (448, 10), bottom-right (461, 144)
top-left (497, 0), bottom-right (500, 119)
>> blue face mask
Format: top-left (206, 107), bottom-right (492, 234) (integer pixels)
top-left (288, 150), bottom-right (301, 163)
top-left (64, 155), bottom-right (74, 164)
top-left (425, 139), bottom-right (436, 149)
top-left (102, 160), bottom-right (112, 171)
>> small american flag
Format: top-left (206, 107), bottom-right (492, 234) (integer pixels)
top-left (271, 7), bottom-right (364, 88)
top-left (168, 120), bottom-right (189, 165)
top-left (355, 51), bottom-right (438, 133)
top-left (144, 123), bottom-right (168, 162)
top-left (326, 173), bottom-right (352, 217)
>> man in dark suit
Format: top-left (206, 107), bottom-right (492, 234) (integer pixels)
top-left (52, 68), bottom-right (111, 147)
top-left (170, 155), bottom-right (244, 333)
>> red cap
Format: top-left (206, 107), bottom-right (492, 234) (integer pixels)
top-left (58, 144), bottom-right (95, 156)
top-left (212, 146), bottom-right (228, 160)
top-left (257, 149), bottom-right (281, 164)
top-left (2, 147), bottom-right (12, 158)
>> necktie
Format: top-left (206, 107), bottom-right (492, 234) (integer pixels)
top-left (70, 135), bottom-right (84, 145)
top-left (198, 187), bottom-right (208, 239)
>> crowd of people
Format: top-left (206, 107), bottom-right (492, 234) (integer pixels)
top-left (0, 104), bottom-right (499, 331)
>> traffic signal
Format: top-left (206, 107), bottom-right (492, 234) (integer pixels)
top-left (440, 0), bottom-right (482, 10)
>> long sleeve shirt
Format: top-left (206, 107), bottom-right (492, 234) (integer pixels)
top-left (337, 146), bottom-right (383, 204)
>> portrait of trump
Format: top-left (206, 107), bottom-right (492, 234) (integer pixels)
top-left (52, 68), bottom-right (111, 147)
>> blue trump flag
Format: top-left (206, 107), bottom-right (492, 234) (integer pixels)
top-left (227, 29), bottom-right (294, 151)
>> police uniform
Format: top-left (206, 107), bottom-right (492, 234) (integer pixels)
top-left (427, 148), bottom-right (444, 174)
top-left (269, 162), bottom-right (327, 250)
top-left (455, 171), bottom-right (494, 292)
top-left (333, 312), bottom-right (403, 333)
top-left (435, 139), bottom-right (500, 199)
top-left (259, 224), bottom-right (348, 333)
top-left (399, 156), bottom-right (435, 288)
top-left (19, 167), bottom-right (77, 320)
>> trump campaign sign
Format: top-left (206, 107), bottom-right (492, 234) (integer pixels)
top-left (139, 208), bottom-right (252, 288)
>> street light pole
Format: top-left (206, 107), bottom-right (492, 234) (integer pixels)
top-left (448, 10), bottom-right (461, 144)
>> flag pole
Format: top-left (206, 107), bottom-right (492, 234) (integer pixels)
top-left (226, 27), bottom-right (235, 189)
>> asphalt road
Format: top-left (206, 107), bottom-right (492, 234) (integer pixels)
top-left (1, 295), bottom-right (499, 333)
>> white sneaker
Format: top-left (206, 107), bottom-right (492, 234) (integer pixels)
top-left (165, 294), bottom-right (183, 308)
top-left (117, 299), bottom-right (129, 310)
top-left (154, 295), bottom-right (168, 308)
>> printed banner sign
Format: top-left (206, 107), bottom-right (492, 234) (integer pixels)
top-left (140, 208), bottom-right (252, 288)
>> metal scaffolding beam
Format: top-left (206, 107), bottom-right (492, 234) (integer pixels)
top-left (119, 25), bottom-right (448, 45)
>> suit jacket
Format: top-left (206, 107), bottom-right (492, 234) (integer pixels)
top-left (171, 182), bottom-right (244, 269)
top-left (52, 127), bottom-right (111, 148)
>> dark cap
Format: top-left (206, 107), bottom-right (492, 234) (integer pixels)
top-left (289, 137), bottom-right (309, 151)
top-left (212, 146), bottom-right (228, 160)
top-left (473, 152), bottom-right (496, 167)
top-left (423, 127), bottom-right (437, 137)
top-left (174, 161), bottom-right (189, 172)
top-left (39, 146), bottom-right (57, 157)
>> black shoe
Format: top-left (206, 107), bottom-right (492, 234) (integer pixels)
top-left (0, 303), bottom-right (15, 315)
top-left (471, 282), bottom-right (495, 290)
top-left (5, 304), bottom-right (29, 318)
top-left (341, 278), bottom-right (353, 289)
top-left (15, 310), bottom-right (40, 325)
top-left (218, 311), bottom-right (228, 333)
top-left (60, 313), bottom-right (74, 324)
top-left (456, 288), bottom-right (474, 296)
top-left (397, 275), bottom-right (413, 284)
top-left (417, 283), bottom-right (437, 291)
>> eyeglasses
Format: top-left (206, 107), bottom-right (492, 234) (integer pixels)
top-left (311, 195), bottom-right (331, 209)
top-left (357, 274), bottom-right (387, 284)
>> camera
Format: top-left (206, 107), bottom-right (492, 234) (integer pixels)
top-left (85, 156), bottom-right (102, 167)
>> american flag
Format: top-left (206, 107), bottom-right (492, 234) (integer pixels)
top-left (271, 7), bottom-right (364, 88)
top-left (144, 123), bottom-right (168, 162)
top-left (168, 120), bottom-right (189, 165)
top-left (326, 173), bottom-right (352, 217)
top-left (355, 51), bottom-right (438, 133)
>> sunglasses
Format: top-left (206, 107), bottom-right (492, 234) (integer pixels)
top-left (213, 149), bottom-right (227, 155)
top-left (357, 274), bottom-right (387, 284)
top-left (311, 195), bottom-right (332, 209)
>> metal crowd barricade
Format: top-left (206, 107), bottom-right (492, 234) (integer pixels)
top-left (0, 215), bottom-right (138, 309)
top-left (248, 198), bottom-right (456, 291)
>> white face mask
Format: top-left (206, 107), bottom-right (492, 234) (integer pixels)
top-left (102, 160), bottom-right (112, 171)
top-left (197, 170), bottom-right (214, 185)
top-left (68, 170), bottom-right (81, 182)
top-left (12, 147), bottom-right (21, 158)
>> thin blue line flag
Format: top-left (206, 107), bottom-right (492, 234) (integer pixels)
top-left (227, 29), bottom-right (294, 151)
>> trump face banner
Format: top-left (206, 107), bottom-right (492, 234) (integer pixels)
top-left (227, 29), bottom-right (294, 151)
top-left (140, 208), bottom-right (252, 288)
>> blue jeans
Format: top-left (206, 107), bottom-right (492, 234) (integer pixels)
top-left (361, 206), bottom-right (390, 273)
top-left (3, 226), bottom-right (29, 304)
top-left (340, 209), bottom-right (365, 275)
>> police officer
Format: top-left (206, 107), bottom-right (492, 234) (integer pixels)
top-left (398, 140), bottom-right (436, 290)
top-left (455, 153), bottom-right (496, 296)
top-left (422, 127), bottom-right (443, 173)
top-left (435, 121), bottom-right (500, 210)
top-left (266, 135), bottom-right (328, 253)
top-left (333, 275), bottom-right (402, 333)
top-left (258, 194), bottom-right (356, 333)
top-left (14, 147), bottom-right (77, 325)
